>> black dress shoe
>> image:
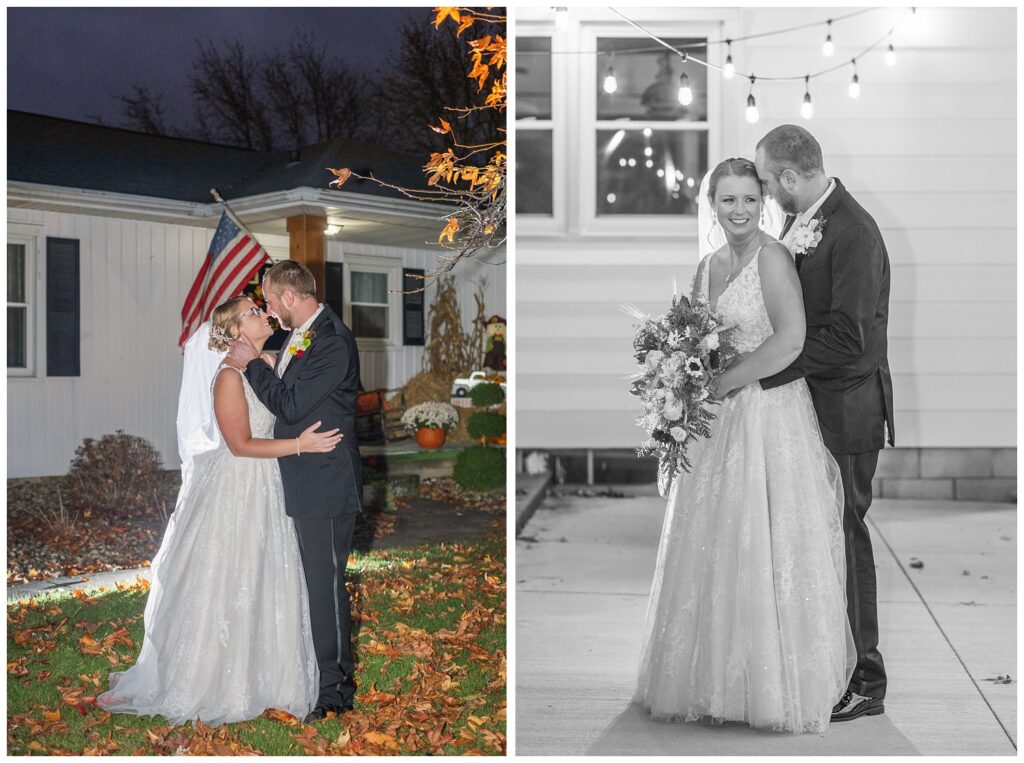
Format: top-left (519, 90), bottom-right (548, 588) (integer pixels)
top-left (302, 702), bottom-right (352, 724)
top-left (831, 690), bottom-right (884, 722)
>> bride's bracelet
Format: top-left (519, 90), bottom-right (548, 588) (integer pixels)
top-left (296, 438), bottom-right (300, 456)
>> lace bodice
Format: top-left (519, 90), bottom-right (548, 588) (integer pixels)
top-left (214, 365), bottom-right (276, 440)
top-left (702, 248), bottom-right (774, 354)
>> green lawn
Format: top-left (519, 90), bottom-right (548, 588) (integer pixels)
top-left (7, 536), bottom-right (506, 755)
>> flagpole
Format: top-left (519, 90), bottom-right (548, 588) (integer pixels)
top-left (209, 188), bottom-right (251, 233)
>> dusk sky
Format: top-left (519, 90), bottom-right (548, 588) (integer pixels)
top-left (7, 6), bottom-right (430, 128)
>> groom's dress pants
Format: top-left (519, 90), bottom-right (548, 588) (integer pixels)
top-left (293, 514), bottom-right (358, 707)
top-left (835, 450), bottom-right (887, 700)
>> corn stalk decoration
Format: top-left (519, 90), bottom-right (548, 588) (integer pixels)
top-left (328, 7), bottom-right (506, 289)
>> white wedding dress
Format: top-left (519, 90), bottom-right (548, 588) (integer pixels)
top-left (634, 248), bottom-right (856, 734)
top-left (98, 365), bottom-right (317, 725)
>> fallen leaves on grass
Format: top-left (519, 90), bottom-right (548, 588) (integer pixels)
top-left (418, 477), bottom-right (504, 513)
top-left (8, 539), bottom-right (505, 755)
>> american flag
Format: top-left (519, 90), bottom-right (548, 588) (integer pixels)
top-left (178, 210), bottom-right (270, 347)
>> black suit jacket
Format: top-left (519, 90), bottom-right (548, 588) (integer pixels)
top-left (761, 178), bottom-right (895, 455)
top-left (245, 304), bottom-right (363, 517)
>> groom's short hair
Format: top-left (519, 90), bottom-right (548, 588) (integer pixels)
top-left (264, 260), bottom-right (317, 297)
top-left (757, 124), bottom-right (824, 179)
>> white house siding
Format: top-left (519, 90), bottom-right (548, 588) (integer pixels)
top-left (7, 209), bottom-right (506, 477)
top-left (516, 6), bottom-right (1016, 452)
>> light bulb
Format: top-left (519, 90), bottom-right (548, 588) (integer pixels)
top-left (885, 44), bottom-right (896, 67)
top-left (801, 93), bottom-right (814, 120)
top-left (554, 6), bottom-right (569, 32)
top-left (724, 53), bottom-right (735, 79)
top-left (822, 34), bottom-right (835, 57)
top-left (645, 159), bottom-right (654, 168)
top-left (745, 93), bottom-right (759, 124)
top-left (677, 72), bottom-right (693, 106)
top-left (643, 146), bottom-right (653, 157)
top-left (603, 66), bottom-right (617, 94)
top-left (848, 73), bottom-right (860, 99)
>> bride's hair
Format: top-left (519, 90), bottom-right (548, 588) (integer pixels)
top-left (207, 296), bottom-right (250, 352)
top-left (706, 157), bottom-right (762, 205)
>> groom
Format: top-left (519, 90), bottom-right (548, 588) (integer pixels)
top-left (755, 125), bottom-right (895, 722)
top-left (227, 260), bottom-right (363, 723)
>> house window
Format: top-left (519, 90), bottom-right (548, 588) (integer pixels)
top-left (515, 36), bottom-right (554, 216)
top-left (350, 271), bottom-right (389, 339)
top-left (7, 240), bottom-right (34, 375)
top-left (342, 255), bottom-right (401, 345)
top-left (593, 37), bottom-right (710, 218)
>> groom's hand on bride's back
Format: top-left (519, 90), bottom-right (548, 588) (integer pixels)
top-left (226, 334), bottom-right (259, 369)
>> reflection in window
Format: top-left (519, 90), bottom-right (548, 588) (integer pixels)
top-left (596, 130), bottom-right (708, 216)
top-left (597, 39), bottom-right (708, 122)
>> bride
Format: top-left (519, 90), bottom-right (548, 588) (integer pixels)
top-left (633, 157), bottom-right (856, 733)
top-left (98, 296), bottom-right (340, 725)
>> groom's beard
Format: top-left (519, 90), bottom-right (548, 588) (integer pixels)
top-left (773, 186), bottom-right (799, 215)
top-left (274, 309), bottom-right (294, 330)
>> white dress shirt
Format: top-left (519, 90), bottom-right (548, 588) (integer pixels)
top-left (277, 303), bottom-right (324, 378)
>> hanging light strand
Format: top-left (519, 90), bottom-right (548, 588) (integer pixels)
top-left (677, 52), bottom-right (693, 105)
top-left (608, 7), bottom-right (911, 84)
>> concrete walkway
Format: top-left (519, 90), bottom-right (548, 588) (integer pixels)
top-left (516, 485), bottom-right (1017, 756)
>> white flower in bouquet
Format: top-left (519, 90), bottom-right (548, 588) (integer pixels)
top-left (684, 356), bottom-right (704, 378)
top-left (697, 388), bottom-right (710, 401)
top-left (704, 332), bottom-right (720, 351)
top-left (683, 325), bottom-right (694, 339)
top-left (669, 426), bottom-right (687, 442)
top-left (645, 349), bottom-right (665, 370)
top-left (667, 330), bottom-right (684, 349)
top-left (401, 401), bottom-right (460, 431)
top-left (663, 399), bottom-right (684, 421)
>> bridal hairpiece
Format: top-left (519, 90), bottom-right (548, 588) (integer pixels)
top-left (209, 325), bottom-right (229, 342)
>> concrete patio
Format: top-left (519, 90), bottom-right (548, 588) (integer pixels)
top-left (515, 484), bottom-right (1017, 755)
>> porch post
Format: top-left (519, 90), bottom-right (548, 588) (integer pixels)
top-left (286, 214), bottom-right (327, 301)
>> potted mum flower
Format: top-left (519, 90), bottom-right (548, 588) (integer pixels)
top-left (401, 401), bottom-right (460, 449)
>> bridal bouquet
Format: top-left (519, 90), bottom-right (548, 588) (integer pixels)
top-left (624, 294), bottom-right (736, 492)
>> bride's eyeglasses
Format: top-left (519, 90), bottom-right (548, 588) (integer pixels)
top-left (242, 306), bottom-right (264, 318)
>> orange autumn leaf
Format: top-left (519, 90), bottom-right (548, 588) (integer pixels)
top-left (42, 708), bottom-right (62, 722)
top-left (327, 167), bottom-right (352, 189)
top-left (431, 118), bottom-right (452, 135)
top-left (439, 217), bottom-right (459, 243)
top-left (364, 730), bottom-right (401, 751)
top-left (456, 14), bottom-right (475, 36)
top-left (433, 7), bottom-right (460, 28)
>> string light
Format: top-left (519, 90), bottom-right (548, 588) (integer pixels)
top-left (801, 75), bottom-right (814, 119)
top-left (553, 6), bottom-right (569, 32)
top-left (723, 40), bottom-right (735, 79)
top-left (677, 52), bottom-right (693, 106)
top-left (848, 60), bottom-right (861, 98)
top-left (603, 53), bottom-right (618, 94)
top-left (745, 75), bottom-right (759, 124)
top-left (885, 36), bottom-right (896, 66)
top-left (822, 19), bottom-right (835, 57)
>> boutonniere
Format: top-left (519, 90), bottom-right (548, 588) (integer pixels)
top-left (287, 328), bottom-right (316, 358)
top-left (791, 217), bottom-right (826, 256)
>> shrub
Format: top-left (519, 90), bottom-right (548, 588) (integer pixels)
top-left (65, 430), bottom-right (164, 516)
top-left (469, 382), bottom-right (505, 407)
top-left (453, 445), bottom-right (505, 492)
top-left (467, 411), bottom-right (507, 440)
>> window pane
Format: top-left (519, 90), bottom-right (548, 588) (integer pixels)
top-left (7, 306), bottom-right (26, 368)
top-left (515, 130), bottom-right (553, 215)
top-left (351, 271), bottom-right (388, 304)
top-left (596, 129), bottom-right (708, 216)
top-left (516, 37), bottom-right (552, 120)
top-left (597, 38), bottom-right (708, 122)
top-left (8, 244), bottom-right (25, 303)
top-left (352, 305), bottom-right (388, 339)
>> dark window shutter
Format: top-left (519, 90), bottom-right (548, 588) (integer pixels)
top-left (402, 268), bottom-right (425, 346)
top-left (325, 261), bottom-right (344, 323)
top-left (46, 237), bottom-right (80, 376)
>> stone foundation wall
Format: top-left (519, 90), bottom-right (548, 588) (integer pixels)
top-left (520, 448), bottom-right (1017, 503)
